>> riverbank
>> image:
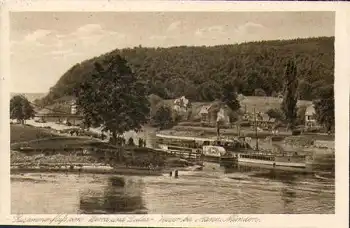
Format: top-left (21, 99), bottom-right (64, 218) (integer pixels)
top-left (11, 165), bottom-right (163, 176)
top-left (10, 150), bottom-right (199, 176)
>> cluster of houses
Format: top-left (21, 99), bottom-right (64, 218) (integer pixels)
top-left (173, 95), bottom-right (318, 131)
top-left (197, 100), bottom-right (277, 129)
top-left (32, 94), bottom-right (319, 131)
top-left (199, 102), bottom-right (231, 126)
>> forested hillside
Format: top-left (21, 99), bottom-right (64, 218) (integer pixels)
top-left (38, 37), bottom-right (334, 106)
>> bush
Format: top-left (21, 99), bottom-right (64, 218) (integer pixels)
top-left (152, 105), bottom-right (174, 129)
top-left (266, 108), bottom-right (284, 121)
top-left (271, 136), bottom-right (285, 141)
top-left (305, 126), bottom-right (323, 133)
top-left (239, 121), bottom-right (251, 127)
top-left (172, 112), bottom-right (182, 123)
top-left (178, 122), bottom-right (202, 127)
top-left (292, 129), bottom-right (301, 135)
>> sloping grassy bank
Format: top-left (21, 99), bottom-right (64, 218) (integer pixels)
top-left (11, 124), bottom-right (61, 143)
top-left (11, 149), bottom-right (196, 176)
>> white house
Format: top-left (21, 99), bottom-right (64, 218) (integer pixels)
top-left (216, 107), bottom-right (230, 125)
top-left (305, 104), bottom-right (317, 127)
top-left (199, 102), bottom-right (232, 126)
top-left (173, 96), bottom-right (189, 113)
top-left (199, 104), bottom-right (212, 122)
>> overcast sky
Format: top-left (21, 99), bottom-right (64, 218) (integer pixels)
top-left (10, 11), bottom-right (334, 93)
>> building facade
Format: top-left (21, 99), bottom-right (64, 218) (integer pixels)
top-left (305, 104), bottom-right (317, 127)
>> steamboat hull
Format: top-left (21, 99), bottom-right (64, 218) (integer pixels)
top-left (202, 155), bottom-right (221, 163)
top-left (238, 158), bottom-right (306, 168)
top-left (236, 158), bottom-right (313, 173)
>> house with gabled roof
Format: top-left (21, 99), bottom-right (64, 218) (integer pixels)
top-left (199, 101), bottom-right (232, 126)
top-left (305, 104), bottom-right (317, 127)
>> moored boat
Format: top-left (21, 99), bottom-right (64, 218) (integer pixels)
top-left (155, 134), bottom-right (248, 165)
top-left (237, 152), bottom-right (311, 169)
top-left (232, 107), bottom-right (313, 171)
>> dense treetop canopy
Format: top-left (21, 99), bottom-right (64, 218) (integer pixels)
top-left (10, 95), bottom-right (35, 122)
top-left (76, 54), bottom-right (150, 137)
top-left (38, 36), bottom-right (334, 106)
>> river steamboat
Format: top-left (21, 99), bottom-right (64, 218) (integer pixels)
top-left (155, 133), bottom-right (312, 170)
top-left (155, 134), bottom-right (248, 163)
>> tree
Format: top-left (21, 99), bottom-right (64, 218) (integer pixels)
top-left (296, 105), bottom-right (308, 125)
top-left (298, 80), bottom-right (313, 100)
top-left (215, 82), bottom-right (241, 136)
top-left (153, 105), bottom-right (173, 130)
top-left (228, 111), bottom-right (240, 129)
top-left (266, 108), bottom-right (284, 121)
top-left (313, 85), bottom-right (334, 132)
top-left (76, 54), bottom-right (150, 144)
top-left (281, 59), bottom-right (299, 130)
top-left (128, 137), bottom-right (135, 146)
top-left (221, 82), bottom-right (241, 112)
top-left (10, 95), bottom-right (35, 124)
top-left (199, 81), bottom-right (222, 101)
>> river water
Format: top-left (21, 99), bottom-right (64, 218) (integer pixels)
top-left (11, 162), bottom-right (334, 214)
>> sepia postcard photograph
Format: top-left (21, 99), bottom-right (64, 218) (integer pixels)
top-left (1, 1), bottom-right (349, 227)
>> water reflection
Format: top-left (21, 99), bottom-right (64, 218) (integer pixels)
top-left (79, 176), bottom-right (147, 214)
top-left (281, 184), bottom-right (297, 212)
top-left (11, 159), bottom-right (335, 214)
top-left (224, 164), bottom-right (309, 214)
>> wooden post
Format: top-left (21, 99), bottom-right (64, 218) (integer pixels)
top-left (174, 170), bottom-right (179, 178)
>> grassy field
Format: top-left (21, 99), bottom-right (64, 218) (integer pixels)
top-left (239, 96), bottom-right (312, 113)
top-left (10, 136), bottom-right (106, 150)
top-left (11, 124), bottom-right (107, 149)
top-left (10, 124), bottom-right (61, 143)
